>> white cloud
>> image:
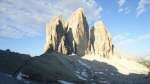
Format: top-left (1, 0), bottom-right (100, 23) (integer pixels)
top-left (113, 33), bottom-right (150, 47)
top-left (0, 0), bottom-right (102, 38)
top-left (113, 33), bottom-right (150, 55)
top-left (118, 0), bottom-right (126, 7)
top-left (113, 32), bottom-right (131, 45)
top-left (118, 8), bottom-right (124, 12)
top-left (136, 0), bottom-right (150, 17)
top-left (124, 7), bottom-right (130, 14)
top-left (117, 0), bottom-right (130, 14)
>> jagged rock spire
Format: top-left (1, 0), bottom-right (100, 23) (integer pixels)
top-left (44, 15), bottom-right (68, 54)
top-left (65, 7), bottom-right (89, 56)
top-left (44, 8), bottom-right (113, 57)
top-left (88, 21), bottom-right (113, 57)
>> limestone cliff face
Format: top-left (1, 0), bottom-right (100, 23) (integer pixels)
top-left (44, 16), bottom-right (68, 54)
top-left (65, 8), bottom-right (89, 56)
top-left (44, 8), bottom-right (113, 57)
top-left (88, 21), bottom-right (113, 57)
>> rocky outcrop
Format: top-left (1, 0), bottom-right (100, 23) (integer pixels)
top-left (44, 16), bottom-right (68, 54)
top-left (65, 8), bottom-right (89, 56)
top-left (44, 8), bottom-right (113, 57)
top-left (44, 8), bottom-right (89, 56)
top-left (88, 21), bottom-right (113, 57)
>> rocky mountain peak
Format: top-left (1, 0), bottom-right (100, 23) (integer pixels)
top-left (88, 21), bottom-right (113, 57)
top-left (73, 7), bottom-right (84, 15)
top-left (65, 8), bottom-right (89, 56)
top-left (44, 8), bottom-right (114, 57)
top-left (94, 21), bottom-right (106, 30)
top-left (44, 15), bottom-right (66, 53)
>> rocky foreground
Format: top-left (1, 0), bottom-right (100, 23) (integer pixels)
top-left (0, 49), bottom-right (150, 84)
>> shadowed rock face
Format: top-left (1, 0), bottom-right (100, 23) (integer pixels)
top-left (44, 8), bottom-right (113, 57)
top-left (88, 21), bottom-right (113, 57)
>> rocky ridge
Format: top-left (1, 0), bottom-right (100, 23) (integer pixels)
top-left (44, 8), bottom-right (113, 57)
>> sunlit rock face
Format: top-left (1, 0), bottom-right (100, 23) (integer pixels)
top-left (44, 16), bottom-right (68, 54)
top-left (65, 8), bottom-right (89, 56)
top-left (44, 8), bottom-right (113, 57)
top-left (88, 21), bottom-right (114, 57)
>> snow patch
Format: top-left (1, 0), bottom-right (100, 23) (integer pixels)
top-left (99, 80), bottom-right (110, 84)
top-left (69, 53), bottom-right (76, 56)
top-left (110, 73), bottom-right (115, 76)
top-left (58, 80), bottom-right (74, 84)
top-left (78, 60), bottom-right (90, 69)
top-left (76, 74), bottom-right (87, 80)
top-left (16, 72), bottom-right (23, 80)
top-left (16, 72), bottom-right (30, 83)
top-left (81, 71), bottom-right (88, 77)
top-left (16, 72), bottom-right (29, 80)
top-left (105, 69), bottom-right (108, 71)
top-left (75, 71), bottom-right (80, 74)
top-left (95, 71), bottom-right (104, 74)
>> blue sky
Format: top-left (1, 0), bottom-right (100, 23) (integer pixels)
top-left (0, 0), bottom-right (150, 56)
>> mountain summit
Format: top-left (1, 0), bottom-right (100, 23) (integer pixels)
top-left (66, 8), bottom-right (89, 56)
top-left (88, 21), bottom-right (113, 57)
top-left (44, 8), bottom-right (114, 57)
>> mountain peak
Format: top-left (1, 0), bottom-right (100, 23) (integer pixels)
top-left (88, 20), bottom-right (113, 57)
top-left (69, 8), bottom-right (85, 21)
top-left (49, 15), bottom-right (64, 24)
top-left (74, 7), bottom-right (84, 14)
top-left (94, 21), bottom-right (106, 29)
top-left (44, 8), bottom-right (113, 57)
top-left (66, 7), bottom-right (89, 56)
top-left (44, 15), bottom-right (66, 53)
